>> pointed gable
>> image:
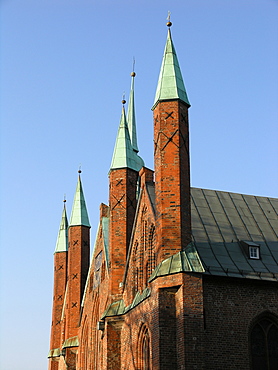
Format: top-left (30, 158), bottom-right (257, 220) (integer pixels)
top-left (81, 203), bottom-right (110, 307)
top-left (122, 167), bottom-right (156, 304)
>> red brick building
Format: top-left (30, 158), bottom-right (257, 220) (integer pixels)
top-left (48, 22), bottom-right (278, 370)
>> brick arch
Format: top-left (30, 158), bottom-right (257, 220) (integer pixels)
top-left (137, 323), bottom-right (151, 370)
top-left (249, 311), bottom-right (278, 370)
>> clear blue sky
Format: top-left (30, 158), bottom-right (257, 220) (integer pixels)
top-left (1, 1), bottom-right (277, 369)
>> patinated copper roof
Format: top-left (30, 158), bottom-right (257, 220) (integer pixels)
top-left (191, 188), bottom-right (278, 281)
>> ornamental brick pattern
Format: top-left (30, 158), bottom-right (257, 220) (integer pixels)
top-left (153, 100), bottom-right (191, 263)
top-left (50, 252), bottom-right (67, 348)
top-left (109, 168), bottom-right (138, 297)
top-left (65, 225), bottom-right (90, 339)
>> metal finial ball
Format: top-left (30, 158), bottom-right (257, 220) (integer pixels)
top-left (131, 72), bottom-right (136, 77)
top-left (63, 199), bottom-right (66, 203)
top-left (122, 99), bottom-right (126, 105)
top-left (78, 170), bottom-right (82, 174)
top-left (167, 21), bottom-right (172, 27)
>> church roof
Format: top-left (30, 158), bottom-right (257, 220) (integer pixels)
top-left (110, 105), bottom-right (144, 172)
top-left (54, 202), bottom-right (68, 253)
top-left (152, 26), bottom-right (190, 109)
top-left (191, 188), bottom-right (278, 281)
top-left (146, 185), bottom-right (278, 282)
top-left (69, 173), bottom-right (90, 228)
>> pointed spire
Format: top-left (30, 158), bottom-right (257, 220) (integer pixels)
top-left (69, 171), bottom-right (90, 227)
top-left (54, 200), bottom-right (68, 253)
top-left (110, 101), bottom-right (144, 172)
top-left (127, 67), bottom-right (139, 153)
top-left (152, 21), bottom-right (190, 109)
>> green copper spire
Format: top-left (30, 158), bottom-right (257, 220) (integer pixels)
top-left (110, 102), bottom-right (144, 172)
top-left (152, 24), bottom-right (190, 109)
top-left (127, 71), bottom-right (139, 153)
top-left (69, 172), bottom-right (90, 228)
top-left (54, 201), bottom-right (68, 253)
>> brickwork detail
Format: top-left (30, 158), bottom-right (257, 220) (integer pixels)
top-left (203, 276), bottom-right (278, 369)
top-left (109, 168), bottom-right (138, 297)
top-left (48, 27), bottom-right (278, 370)
top-left (153, 100), bottom-right (191, 263)
top-left (65, 225), bottom-right (90, 339)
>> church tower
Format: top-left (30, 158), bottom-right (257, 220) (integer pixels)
top-left (48, 201), bottom-right (68, 369)
top-left (152, 21), bottom-right (191, 263)
top-left (65, 171), bottom-right (90, 339)
top-left (108, 74), bottom-right (144, 297)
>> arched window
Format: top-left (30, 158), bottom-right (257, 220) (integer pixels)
top-left (133, 241), bottom-right (139, 294)
top-left (138, 324), bottom-right (151, 370)
top-left (148, 225), bottom-right (155, 278)
top-left (250, 313), bottom-right (278, 370)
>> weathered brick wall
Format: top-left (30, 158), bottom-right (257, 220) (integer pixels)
top-left (155, 273), bottom-right (204, 370)
top-left (159, 287), bottom-right (178, 369)
top-left (153, 100), bottom-right (191, 263)
top-left (65, 225), bottom-right (90, 339)
top-left (121, 290), bottom-right (157, 370)
top-left (57, 356), bottom-right (67, 370)
top-left (203, 275), bottom-right (278, 369)
top-left (109, 168), bottom-right (139, 297)
top-left (48, 359), bottom-right (59, 370)
top-left (49, 251), bottom-right (67, 351)
top-left (123, 175), bottom-right (156, 306)
top-left (121, 272), bottom-right (204, 370)
top-left (105, 318), bottom-right (123, 370)
top-left (77, 205), bottom-right (110, 370)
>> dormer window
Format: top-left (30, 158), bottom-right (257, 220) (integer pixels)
top-left (240, 240), bottom-right (261, 260)
top-left (249, 246), bottom-right (260, 259)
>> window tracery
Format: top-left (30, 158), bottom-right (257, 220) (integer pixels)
top-left (138, 324), bottom-right (151, 370)
top-left (250, 313), bottom-right (278, 370)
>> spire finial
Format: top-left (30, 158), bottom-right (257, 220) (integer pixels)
top-left (122, 92), bottom-right (126, 105)
top-left (167, 11), bottom-right (172, 27)
top-left (78, 164), bottom-right (82, 174)
top-left (131, 58), bottom-right (136, 77)
top-left (69, 169), bottom-right (90, 227)
top-left (63, 194), bottom-right (66, 203)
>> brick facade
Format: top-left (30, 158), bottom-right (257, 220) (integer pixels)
top-left (109, 168), bottom-right (139, 297)
top-left (153, 100), bottom-right (191, 263)
top-left (49, 251), bottom-right (68, 370)
top-left (48, 24), bottom-right (278, 370)
top-left (66, 225), bottom-right (90, 339)
top-left (203, 276), bottom-right (278, 369)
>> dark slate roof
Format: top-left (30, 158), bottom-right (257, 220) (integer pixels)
top-left (191, 188), bottom-right (278, 281)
